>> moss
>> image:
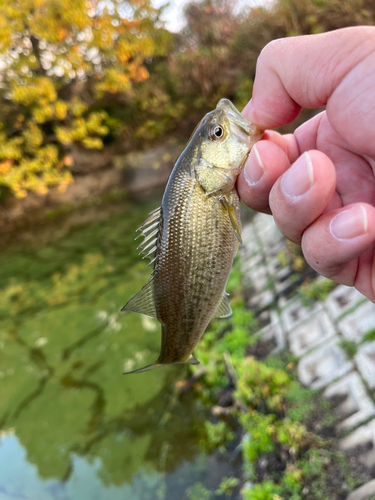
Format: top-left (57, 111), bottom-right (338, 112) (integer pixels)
top-left (338, 339), bottom-right (358, 358)
top-left (298, 277), bottom-right (336, 306)
top-left (363, 328), bottom-right (375, 343)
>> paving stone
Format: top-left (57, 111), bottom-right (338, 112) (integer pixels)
top-left (281, 299), bottom-right (323, 333)
top-left (267, 256), bottom-right (291, 286)
top-left (241, 224), bottom-right (260, 256)
top-left (257, 320), bottom-right (285, 355)
top-left (324, 372), bottom-right (375, 431)
top-left (340, 419), bottom-right (375, 469)
top-left (355, 341), bottom-right (375, 389)
top-left (273, 269), bottom-right (294, 295)
top-left (240, 253), bottom-right (263, 274)
top-left (325, 284), bottom-right (365, 320)
top-left (346, 479), bottom-right (375, 500)
top-left (288, 310), bottom-right (337, 357)
top-left (253, 213), bottom-right (283, 247)
top-left (263, 239), bottom-right (285, 261)
top-left (339, 301), bottom-right (375, 342)
top-left (252, 289), bottom-right (275, 310)
top-left (243, 265), bottom-right (268, 292)
top-left (257, 308), bottom-right (280, 330)
top-left (298, 337), bottom-right (353, 389)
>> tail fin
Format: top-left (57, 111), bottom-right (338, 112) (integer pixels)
top-left (123, 362), bottom-right (162, 375)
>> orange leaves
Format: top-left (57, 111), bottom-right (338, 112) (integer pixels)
top-left (57, 28), bottom-right (67, 40)
top-left (121, 19), bottom-right (141, 28)
top-left (0, 161), bottom-right (12, 174)
top-left (128, 63), bottom-right (149, 83)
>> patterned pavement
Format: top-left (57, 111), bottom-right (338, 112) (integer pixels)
top-left (240, 213), bottom-right (375, 500)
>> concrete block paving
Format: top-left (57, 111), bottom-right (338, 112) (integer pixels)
top-left (241, 213), bottom-right (375, 498)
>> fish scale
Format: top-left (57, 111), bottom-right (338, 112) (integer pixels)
top-left (122, 99), bottom-right (262, 374)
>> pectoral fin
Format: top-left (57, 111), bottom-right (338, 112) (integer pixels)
top-left (220, 197), bottom-right (242, 244)
top-left (121, 277), bottom-right (157, 318)
top-left (214, 292), bottom-right (232, 319)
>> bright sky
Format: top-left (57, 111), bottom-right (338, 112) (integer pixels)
top-left (153, 0), bottom-right (269, 33)
top-left (152, 0), bottom-right (192, 32)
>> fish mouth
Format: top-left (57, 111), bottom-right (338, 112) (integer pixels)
top-left (216, 98), bottom-right (263, 146)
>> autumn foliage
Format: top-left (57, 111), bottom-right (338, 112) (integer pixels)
top-left (0, 0), bottom-right (374, 199)
top-left (0, 0), bottom-right (169, 198)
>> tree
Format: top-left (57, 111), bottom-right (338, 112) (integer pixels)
top-left (0, 0), bottom-right (169, 198)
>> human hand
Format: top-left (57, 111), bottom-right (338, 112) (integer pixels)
top-left (238, 26), bottom-right (375, 302)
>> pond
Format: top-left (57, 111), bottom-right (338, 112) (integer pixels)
top-left (0, 199), bottom-right (233, 500)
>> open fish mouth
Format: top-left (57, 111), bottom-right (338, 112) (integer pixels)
top-left (216, 98), bottom-right (262, 146)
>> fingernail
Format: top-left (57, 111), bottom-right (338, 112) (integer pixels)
top-left (244, 143), bottom-right (265, 186)
top-left (282, 152), bottom-right (314, 197)
top-left (330, 205), bottom-right (368, 240)
top-left (242, 98), bottom-right (252, 118)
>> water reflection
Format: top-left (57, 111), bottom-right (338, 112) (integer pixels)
top-left (0, 434), bottom-right (219, 500)
top-left (0, 201), bottom-right (224, 499)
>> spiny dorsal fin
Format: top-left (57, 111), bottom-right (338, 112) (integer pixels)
top-left (214, 292), bottom-right (232, 319)
top-left (135, 206), bottom-right (162, 262)
top-left (121, 277), bottom-right (157, 318)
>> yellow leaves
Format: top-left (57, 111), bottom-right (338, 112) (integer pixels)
top-left (70, 98), bottom-right (88, 118)
top-left (0, 135), bottom-right (23, 161)
top-left (95, 68), bottom-right (131, 96)
top-left (11, 77), bottom-right (57, 106)
top-left (0, 141), bottom-right (72, 199)
top-left (54, 101), bottom-right (68, 120)
top-left (55, 126), bottom-right (72, 145)
top-left (55, 110), bottom-right (108, 148)
top-left (82, 137), bottom-right (103, 149)
top-left (0, 0), bottom-right (169, 200)
top-left (85, 111), bottom-right (109, 136)
top-left (32, 104), bottom-right (55, 124)
top-left (23, 122), bottom-right (43, 152)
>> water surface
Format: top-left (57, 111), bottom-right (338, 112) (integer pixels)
top-left (0, 201), bottom-right (228, 499)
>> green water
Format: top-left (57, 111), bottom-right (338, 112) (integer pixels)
top-left (0, 201), bottom-right (229, 500)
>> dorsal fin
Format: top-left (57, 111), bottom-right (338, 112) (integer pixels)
top-left (214, 292), bottom-right (232, 319)
top-left (135, 206), bottom-right (162, 263)
top-left (121, 278), bottom-right (157, 318)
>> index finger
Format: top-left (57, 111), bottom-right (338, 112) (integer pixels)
top-left (244, 26), bottom-right (375, 130)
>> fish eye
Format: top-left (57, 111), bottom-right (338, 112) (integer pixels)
top-left (209, 124), bottom-right (225, 141)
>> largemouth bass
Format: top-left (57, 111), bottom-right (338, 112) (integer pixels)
top-left (122, 99), bottom-right (262, 374)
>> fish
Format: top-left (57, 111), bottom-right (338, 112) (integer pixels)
top-left (122, 99), bottom-right (262, 374)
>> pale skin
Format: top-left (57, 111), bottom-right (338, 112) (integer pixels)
top-left (237, 26), bottom-right (375, 303)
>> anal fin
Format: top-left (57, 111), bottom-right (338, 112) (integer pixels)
top-left (121, 278), bottom-right (157, 318)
